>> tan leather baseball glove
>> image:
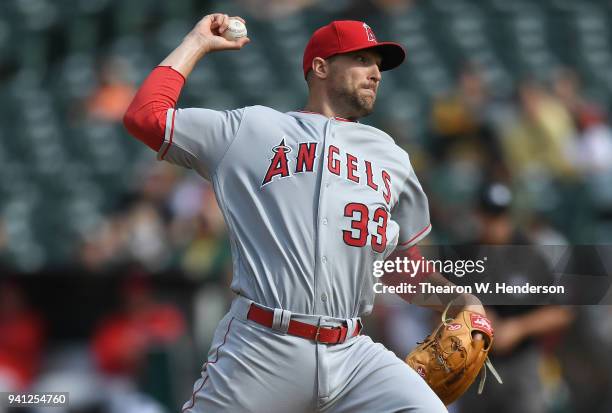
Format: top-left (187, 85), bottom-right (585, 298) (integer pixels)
top-left (405, 306), bottom-right (502, 405)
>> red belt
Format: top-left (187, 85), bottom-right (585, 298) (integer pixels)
top-left (247, 305), bottom-right (361, 344)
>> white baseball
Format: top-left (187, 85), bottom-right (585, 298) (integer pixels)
top-left (222, 19), bottom-right (247, 41)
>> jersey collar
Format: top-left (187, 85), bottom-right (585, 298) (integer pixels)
top-left (296, 110), bottom-right (358, 123)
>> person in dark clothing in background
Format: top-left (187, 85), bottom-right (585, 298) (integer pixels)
top-left (457, 182), bottom-right (574, 413)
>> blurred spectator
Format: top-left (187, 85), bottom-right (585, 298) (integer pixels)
top-left (501, 79), bottom-right (577, 180)
top-left (571, 118), bottom-right (612, 175)
top-left (79, 200), bottom-right (170, 272)
top-left (91, 275), bottom-right (186, 377)
top-left (458, 183), bottom-right (574, 413)
top-left (552, 68), bottom-right (612, 175)
top-left (119, 162), bottom-right (180, 270)
top-left (170, 179), bottom-right (230, 279)
top-left (91, 275), bottom-right (188, 411)
top-left (79, 217), bottom-right (130, 272)
top-left (552, 67), bottom-right (605, 132)
top-left (137, 162), bottom-right (180, 207)
top-left (429, 63), bottom-right (507, 179)
top-left (78, 161), bottom-right (233, 276)
top-left (86, 57), bottom-right (136, 123)
top-left (526, 214), bottom-right (568, 247)
top-left (559, 306), bottom-right (612, 413)
top-left (79, 162), bottom-right (180, 272)
top-left (0, 280), bottom-right (45, 391)
top-left (125, 201), bottom-right (171, 269)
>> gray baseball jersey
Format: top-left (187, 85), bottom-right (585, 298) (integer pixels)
top-left (158, 106), bottom-right (431, 319)
top-left (159, 106), bottom-right (445, 413)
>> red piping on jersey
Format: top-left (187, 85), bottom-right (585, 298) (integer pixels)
top-left (123, 66), bottom-right (185, 152)
top-left (297, 110), bottom-right (356, 122)
top-left (399, 223), bottom-right (431, 247)
top-left (182, 317), bottom-right (235, 413)
top-left (160, 108), bottom-right (176, 160)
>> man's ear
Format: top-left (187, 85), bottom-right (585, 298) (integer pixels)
top-left (311, 57), bottom-right (330, 80)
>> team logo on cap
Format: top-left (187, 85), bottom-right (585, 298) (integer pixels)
top-left (363, 23), bottom-right (377, 42)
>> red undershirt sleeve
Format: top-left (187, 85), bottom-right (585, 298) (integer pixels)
top-left (122, 66), bottom-right (186, 151)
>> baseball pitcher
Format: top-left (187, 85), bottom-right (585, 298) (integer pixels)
top-left (123, 13), bottom-right (492, 413)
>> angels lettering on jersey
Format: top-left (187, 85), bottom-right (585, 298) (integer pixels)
top-left (261, 138), bottom-right (392, 205)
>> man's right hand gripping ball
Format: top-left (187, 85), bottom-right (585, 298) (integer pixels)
top-left (187, 13), bottom-right (250, 54)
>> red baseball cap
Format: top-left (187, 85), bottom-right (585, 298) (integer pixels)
top-left (303, 20), bottom-right (406, 79)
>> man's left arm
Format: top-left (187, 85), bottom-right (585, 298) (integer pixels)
top-left (381, 245), bottom-right (486, 317)
top-left (387, 153), bottom-right (486, 316)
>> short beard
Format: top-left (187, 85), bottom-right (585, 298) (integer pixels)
top-left (331, 83), bottom-right (375, 120)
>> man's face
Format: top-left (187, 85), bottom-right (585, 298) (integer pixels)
top-left (326, 49), bottom-right (383, 119)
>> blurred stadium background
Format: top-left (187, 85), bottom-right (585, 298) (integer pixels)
top-left (0, 0), bottom-right (612, 412)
